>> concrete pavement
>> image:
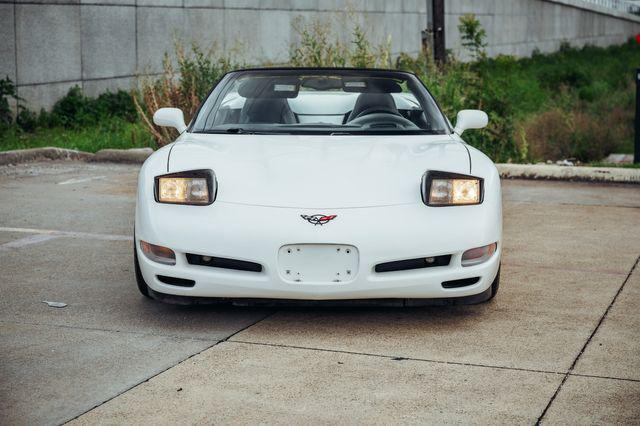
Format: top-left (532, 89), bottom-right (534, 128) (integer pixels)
top-left (0, 162), bottom-right (638, 425)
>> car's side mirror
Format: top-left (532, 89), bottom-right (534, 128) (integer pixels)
top-left (153, 108), bottom-right (187, 134)
top-left (453, 110), bottom-right (488, 136)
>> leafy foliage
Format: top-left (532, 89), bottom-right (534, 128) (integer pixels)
top-left (458, 14), bottom-right (488, 61)
top-left (9, 86), bottom-right (138, 132)
top-left (476, 38), bottom-right (639, 161)
top-left (45, 87), bottom-right (137, 127)
top-left (290, 17), bottom-right (391, 68)
top-left (0, 77), bottom-right (20, 131)
top-left (290, 17), bottom-right (348, 67)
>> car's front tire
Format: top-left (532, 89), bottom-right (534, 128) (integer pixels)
top-left (133, 240), bottom-right (152, 299)
top-left (483, 266), bottom-right (500, 302)
top-left (453, 266), bottom-right (500, 305)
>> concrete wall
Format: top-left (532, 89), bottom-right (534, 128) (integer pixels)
top-left (1, 0), bottom-right (640, 110)
top-left (446, 0), bottom-right (640, 60)
top-left (0, 0), bottom-right (426, 111)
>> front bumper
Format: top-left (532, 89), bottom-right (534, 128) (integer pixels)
top-left (135, 201), bottom-right (501, 300)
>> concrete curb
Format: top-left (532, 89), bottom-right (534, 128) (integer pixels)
top-left (90, 148), bottom-right (154, 163)
top-left (497, 164), bottom-right (640, 184)
top-left (0, 147), bottom-right (94, 166)
top-left (0, 147), bottom-right (152, 166)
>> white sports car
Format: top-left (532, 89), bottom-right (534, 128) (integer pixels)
top-left (135, 68), bottom-right (502, 305)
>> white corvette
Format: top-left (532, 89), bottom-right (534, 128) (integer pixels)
top-left (135, 68), bottom-right (502, 305)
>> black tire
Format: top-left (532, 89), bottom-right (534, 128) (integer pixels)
top-left (453, 266), bottom-right (500, 305)
top-left (134, 240), bottom-right (152, 298)
top-left (485, 266), bottom-right (500, 302)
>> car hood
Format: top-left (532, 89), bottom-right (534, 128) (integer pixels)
top-left (168, 133), bottom-right (470, 208)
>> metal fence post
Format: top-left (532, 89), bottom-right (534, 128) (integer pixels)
top-left (433, 0), bottom-right (446, 64)
top-left (636, 68), bottom-right (640, 164)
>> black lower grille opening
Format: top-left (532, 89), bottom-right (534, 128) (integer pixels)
top-left (157, 275), bottom-right (196, 287)
top-left (442, 277), bottom-right (480, 289)
top-left (375, 255), bottom-right (451, 273)
top-left (186, 254), bottom-right (263, 273)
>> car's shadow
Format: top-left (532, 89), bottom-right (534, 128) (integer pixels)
top-left (118, 287), bottom-right (496, 341)
top-left (138, 296), bottom-right (491, 324)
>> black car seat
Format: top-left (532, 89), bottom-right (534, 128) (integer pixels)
top-left (240, 98), bottom-right (296, 124)
top-left (347, 92), bottom-right (399, 122)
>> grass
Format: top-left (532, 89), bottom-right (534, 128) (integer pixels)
top-left (0, 118), bottom-right (155, 153)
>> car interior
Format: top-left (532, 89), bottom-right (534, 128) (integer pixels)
top-left (206, 75), bottom-right (437, 131)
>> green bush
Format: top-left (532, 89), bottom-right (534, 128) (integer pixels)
top-left (15, 108), bottom-right (38, 133)
top-left (45, 87), bottom-right (137, 128)
top-left (1, 84), bottom-right (138, 132)
top-left (0, 77), bottom-right (19, 131)
top-left (444, 28), bottom-right (639, 162)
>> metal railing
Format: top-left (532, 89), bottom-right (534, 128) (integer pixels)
top-left (579, 0), bottom-right (640, 15)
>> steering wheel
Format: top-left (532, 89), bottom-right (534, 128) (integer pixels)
top-left (352, 107), bottom-right (402, 120)
top-left (348, 112), bottom-right (418, 129)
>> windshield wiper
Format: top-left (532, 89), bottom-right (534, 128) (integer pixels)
top-left (195, 128), bottom-right (286, 135)
top-left (225, 128), bottom-right (254, 134)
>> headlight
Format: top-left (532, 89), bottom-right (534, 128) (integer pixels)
top-left (154, 169), bottom-right (216, 205)
top-left (422, 171), bottom-right (483, 206)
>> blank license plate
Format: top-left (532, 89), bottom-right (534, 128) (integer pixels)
top-left (278, 244), bottom-right (359, 284)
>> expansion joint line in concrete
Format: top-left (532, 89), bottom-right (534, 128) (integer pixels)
top-left (229, 339), bottom-right (640, 384)
top-left (535, 255), bottom-right (640, 425)
top-left (64, 309), bottom-right (277, 423)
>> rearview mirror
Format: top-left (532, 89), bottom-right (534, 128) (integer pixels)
top-left (453, 110), bottom-right (488, 136)
top-left (153, 108), bottom-right (187, 133)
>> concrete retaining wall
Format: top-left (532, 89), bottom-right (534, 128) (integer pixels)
top-left (447, 0), bottom-right (640, 60)
top-left (1, 0), bottom-right (639, 111)
top-left (0, 1), bottom-right (426, 111)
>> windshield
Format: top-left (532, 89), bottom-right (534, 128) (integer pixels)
top-left (191, 69), bottom-right (451, 135)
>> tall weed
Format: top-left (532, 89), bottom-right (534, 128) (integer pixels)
top-left (290, 16), bottom-right (391, 68)
top-left (135, 42), bottom-right (241, 146)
